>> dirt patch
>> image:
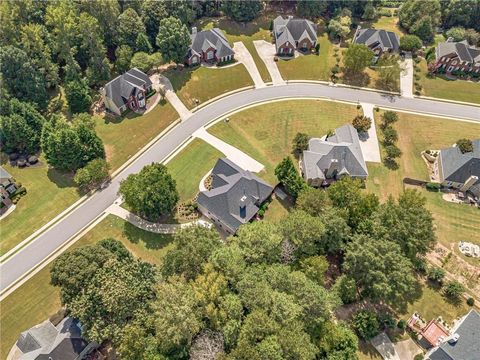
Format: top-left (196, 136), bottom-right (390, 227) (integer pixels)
top-left (104, 144), bottom-right (115, 167)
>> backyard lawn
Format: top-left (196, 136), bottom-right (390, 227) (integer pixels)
top-left (368, 13), bottom-right (405, 36)
top-left (0, 215), bottom-right (172, 359)
top-left (166, 139), bottom-right (223, 202)
top-left (96, 101), bottom-right (179, 171)
top-left (164, 63), bottom-right (254, 110)
top-left (208, 99), bottom-right (361, 183)
top-left (417, 59), bottom-right (480, 104)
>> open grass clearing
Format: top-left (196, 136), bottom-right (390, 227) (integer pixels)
top-left (363, 14), bottom-right (405, 37)
top-left (208, 99), bottom-right (361, 184)
top-left (0, 214), bottom-right (172, 359)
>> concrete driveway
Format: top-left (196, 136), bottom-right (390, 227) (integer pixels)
top-left (253, 40), bottom-right (286, 86)
top-left (371, 333), bottom-right (401, 360)
top-left (394, 338), bottom-right (423, 360)
top-left (233, 41), bottom-right (265, 88)
top-left (400, 53), bottom-right (414, 98)
top-left (157, 75), bottom-right (192, 121)
top-left (359, 102), bottom-right (381, 163)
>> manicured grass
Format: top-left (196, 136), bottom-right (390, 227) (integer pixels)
top-left (164, 64), bottom-right (254, 110)
top-left (0, 215), bottom-right (172, 359)
top-left (0, 157), bottom-right (80, 256)
top-left (167, 139), bottom-right (223, 202)
top-left (369, 14), bottom-right (405, 36)
top-left (208, 99), bottom-right (361, 183)
top-left (417, 59), bottom-right (480, 104)
top-left (277, 34), bottom-right (336, 81)
top-left (96, 101), bottom-right (179, 171)
top-left (263, 197), bottom-right (290, 223)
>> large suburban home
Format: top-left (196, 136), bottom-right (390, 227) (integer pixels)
top-left (353, 26), bottom-right (400, 57)
top-left (433, 139), bottom-right (480, 201)
top-left (197, 158), bottom-right (273, 234)
top-left (272, 15), bottom-right (317, 55)
top-left (186, 27), bottom-right (234, 66)
top-left (13, 317), bottom-right (97, 360)
top-left (0, 166), bottom-right (17, 210)
top-left (300, 124), bottom-right (368, 187)
top-left (426, 310), bottom-right (480, 360)
top-left (101, 67), bottom-right (153, 116)
top-left (431, 39), bottom-right (480, 75)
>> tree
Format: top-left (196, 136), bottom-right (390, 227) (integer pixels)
top-left (328, 17), bottom-right (351, 41)
top-left (444, 280), bottom-right (465, 300)
top-left (456, 138), bottom-right (473, 154)
top-left (465, 28), bottom-right (480, 46)
top-left (362, 3), bottom-right (377, 20)
top-left (412, 16), bottom-right (435, 43)
top-left (156, 17), bottom-right (191, 64)
top-left (352, 115), bottom-right (371, 133)
top-left (297, 0), bottom-right (327, 19)
top-left (332, 275), bottom-right (357, 304)
top-left (319, 208), bottom-right (351, 254)
top-left (119, 162), bottom-right (179, 220)
top-left (275, 156), bottom-right (306, 199)
top-left (74, 158), bottom-right (110, 190)
top-left (281, 210), bottom-right (325, 258)
top-left (190, 330), bottom-right (225, 360)
top-left (442, 0), bottom-right (480, 31)
top-left (222, 0), bottom-right (262, 22)
top-left (64, 79), bottom-right (92, 114)
top-left (295, 187), bottom-right (332, 216)
top-left (299, 256), bottom-right (329, 285)
top-left (385, 144), bottom-right (402, 159)
top-left (165, 0), bottom-right (197, 25)
top-left (292, 132), bottom-right (310, 155)
top-left (79, 0), bottom-right (121, 47)
top-left (135, 32), bottom-right (153, 53)
top-left (377, 56), bottom-right (401, 92)
top-left (380, 111), bottom-right (399, 129)
top-left (427, 267), bottom-right (446, 284)
top-left (0, 46), bottom-right (48, 108)
top-left (318, 321), bottom-right (359, 360)
top-left (130, 52), bottom-right (161, 73)
top-left (118, 8), bottom-right (146, 48)
top-left (115, 45), bottom-right (133, 73)
top-left (400, 34), bottom-right (423, 52)
top-left (162, 226), bottom-right (221, 280)
top-left (343, 44), bottom-right (374, 73)
top-left (117, 321), bottom-right (160, 360)
top-left (343, 235), bottom-right (416, 302)
top-left (140, 0), bottom-right (168, 43)
top-left (382, 126), bottom-right (398, 145)
top-left (399, 0), bottom-right (441, 41)
top-left (353, 310), bottom-right (379, 340)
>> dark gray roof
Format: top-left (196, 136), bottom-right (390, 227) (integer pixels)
top-left (197, 158), bottom-right (273, 232)
top-left (302, 124), bottom-right (368, 181)
top-left (189, 28), bottom-right (234, 58)
top-left (439, 139), bottom-right (480, 187)
top-left (429, 310), bottom-right (480, 360)
top-left (0, 166), bottom-right (12, 180)
top-left (436, 40), bottom-right (480, 63)
top-left (273, 16), bottom-right (317, 49)
top-left (104, 67), bottom-right (152, 109)
top-left (354, 27), bottom-right (400, 52)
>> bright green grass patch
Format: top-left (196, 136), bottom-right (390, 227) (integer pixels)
top-left (167, 139), bottom-right (223, 202)
top-left (96, 101), bottom-right (179, 171)
top-left (263, 197), bottom-right (290, 223)
top-left (208, 99), bottom-right (361, 183)
top-left (165, 64), bottom-right (254, 110)
top-left (370, 15), bottom-right (405, 36)
top-left (0, 215), bottom-right (172, 359)
top-left (418, 59), bottom-right (480, 104)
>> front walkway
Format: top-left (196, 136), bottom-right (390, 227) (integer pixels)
top-left (359, 103), bottom-right (382, 163)
top-left (193, 127), bottom-right (264, 172)
top-left (253, 40), bottom-right (286, 86)
top-left (371, 333), bottom-right (401, 360)
top-left (233, 41), bottom-right (266, 88)
top-left (400, 53), bottom-right (414, 98)
top-left (155, 74), bottom-right (193, 121)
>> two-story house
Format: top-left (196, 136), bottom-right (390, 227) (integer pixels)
top-left (186, 28), bottom-right (235, 66)
top-left (272, 16), bottom-right (317, 55)
top-left (431, 39), bottom-right (480, 75)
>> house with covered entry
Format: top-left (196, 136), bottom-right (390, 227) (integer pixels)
top-left (186, 27), bottom-right (235, 66)
top-left (272, 16), bottom-right (317, 55)
top-left (197, 158), bottom-right (273, 234)
top-left (431, 39), bottom-right (480, 76)
top-left (101, 68), bottom-right (153, 116)
top-left (353, 27), bottom-right (400, 58)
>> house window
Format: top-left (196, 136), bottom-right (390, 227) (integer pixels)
top-left (302, 42), bottom-right (307, 48)
top-left (447, 66), bottom-right (453, 72)
top-left (192, 56), bottom-right (198, 64)
top-left (207, 51), bottom-right (214, 60)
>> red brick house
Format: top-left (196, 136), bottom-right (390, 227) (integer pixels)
top-left (272, 16), bottom-right (317, 56)
top-left (431, 39), bottom-right (480, 76)
top-left (186, 28), bottom-right (234, 66)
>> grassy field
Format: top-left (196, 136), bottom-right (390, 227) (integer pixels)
top-left (96, 101), bottom-right (179, 171)
top-left (417, 59), bottom-right (480, 104)
top-left (0, 215), bottom-right (172, 359)
top-left (164, 64), bottom-right (254, 110)
top-left (167, 139), bottom-right (223, 202)
top-left (366, 111), bottom-right (480, 249)
top-left (368, 14), bottom-right (405, 36)
top-left (208, 99), bottom-right (361, 183)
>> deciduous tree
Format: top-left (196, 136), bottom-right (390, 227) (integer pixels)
top-left (343, 44), bottom-right (374, 73)
top-left (156, 17), bottom-right (191, 64)
top-left (222, 0), bottom-right (262, 22)
top-left (118, 8), bottom-right (145, 48)
top-left (275, 156), bottom-right (306, 199)
top-left (64, 79), bottom-right (92, 114)
top-left (74, 158), bottom-right (110, 190)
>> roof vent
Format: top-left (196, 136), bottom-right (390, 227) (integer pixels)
top-left (448, 333), bottom-right (460, 343)
top-left (288, 15), bottom-right (293, 20)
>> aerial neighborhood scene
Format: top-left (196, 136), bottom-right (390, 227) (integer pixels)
top-left (1, 0), bottom-right (480, 359)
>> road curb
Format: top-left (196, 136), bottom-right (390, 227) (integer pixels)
top-left (415, 95), bottom-right (480, 108)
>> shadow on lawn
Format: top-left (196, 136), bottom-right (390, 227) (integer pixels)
top-left (389, 278), bottom-right (423, 315)
top-left (46, 168), bottom-right (77, 190)
top-left (122, 221), bottom-right (173, 250)
top-left (343, 69), bottom-right (371, 87)
top-left (163, 67), bottom-right (194, 93)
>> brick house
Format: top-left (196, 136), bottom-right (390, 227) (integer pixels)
top-left (186, 28), bottom-right (234, 66)
top-left (353, 27), bottom-right (400, 57)
top-left (101, 68), bottom-right (153, 116)
top-left (272, 16), bottom-right (317, 55)
top-left (431, 39), bottom-right (480, 76)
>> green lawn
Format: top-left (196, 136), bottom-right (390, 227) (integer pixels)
top-left (164, 64), bottom-right (254, 110)
top-left (208, 99), bottom-right (361, 183)
top-left (369, 14), bottom-right (405, 36)
top-left (96, 101), bottom-right (179, 171)
top-left (263, 197), bottom-right (290, 223)
top-left (417, 59), bottom-right (480, 104)
top-left (167, 139), bottom-right (223, 202)
top-left (0, 215), bottom-right (172, 359)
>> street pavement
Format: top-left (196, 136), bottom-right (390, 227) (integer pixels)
top-left (1, 83), bottom-right (479, 295)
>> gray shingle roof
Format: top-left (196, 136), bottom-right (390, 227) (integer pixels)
top-left (302, 124), bottom-right (368, 181)
top-left (439, 139), bottom-right (480, 188)
top-left (429, 310), bottom-right (480, 360)
top-left (273, 16), bottom-right (317, 50)
top-left (0, 166), bottom-right (12, 181)
top-left (197, 158), bottom-right (273, 232)
top-left (104, 68), bottom-right (152, 109)
top-left (189, 28), bottom-right (234, 59)
top-left (354, 28), bottom-right (400, 52)
top-left (436, 40), bottom-right (480, 63)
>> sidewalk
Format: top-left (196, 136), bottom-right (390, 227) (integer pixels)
top-left (359, 103), bottom-right (382, 163)
top-left (400, 53), bottom-right (414, 98)
top-left (193, 127), bottom-right (264, 172)
top-left (233, 41), bottom-right (266, 88)
top-left (156, 75), bottom-right (193, 121)
top-left (253, 40), bottom-right (286, 86)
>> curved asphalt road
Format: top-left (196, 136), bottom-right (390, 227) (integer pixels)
top-left (1, 83), bottom-right (479, 294)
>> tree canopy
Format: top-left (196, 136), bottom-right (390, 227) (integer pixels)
top-left (343, 44), bottom-right (374, 73)
top-left (156, 16), bottom-right (191, 64)
top-left (222, 0), bottom-right (262, 23)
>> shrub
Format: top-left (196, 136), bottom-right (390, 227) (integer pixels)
top-left (379, 313), bottom-right (396, 329)
top-left (353, 310), bottom-right (379, 340)
top-left (333, 275), bottom-right (357, 304)
top-left (444, 280), bottom-right (465, 300)
top-left (456, 138), bottom-right (473, 154)
top-left (352, 115), bottom-right (372, 133)
top-left (381, 111), bottom-right (398, 127)
top-left (467, 297), bottom-right (475, 306)
top-left (385, 144), bottom-right (402, 159)
top-left (412, 257), bottom-right (427, 273)
top-left (382, 126), bottom-right (398, 145)
top-left (315, 43), bottom-right (320, 54)
top-left (426, 182), bottom-right (441, 192)
top-left (414, 355), bottom-right (424, 360)
top-left (427, 267), bottom-right (446, 283)
top-left (397, 319), bottom-right (407, 330)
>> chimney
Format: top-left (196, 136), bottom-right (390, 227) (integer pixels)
top-left (239, 194), bottom-right (247, 219)
top-left (448, 333), bottom-right (460, 344)
top-left (192, 27), bottom-right (197, 35)
top-left (326, 159), bottom-right (339, 178)
top-left (460, 175), bottom-right (478, 192)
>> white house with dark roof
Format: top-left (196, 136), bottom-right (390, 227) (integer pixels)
top-left (101, 68), bottom-right (153, 115)
top-left (431, 39), bottom-right (480, 75)
top-left (186, 27), bottom-right (234, 66)
top-left (300, 124), bottom-right (368, 187)
top-left (353, 27), bottom-right (400, 57)
top-left (272, 16), bottom-right (317, 55)
top-left (433, 139), bottom-right (480, 200)
top-left (197, 158), bottom-right (273, 234)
